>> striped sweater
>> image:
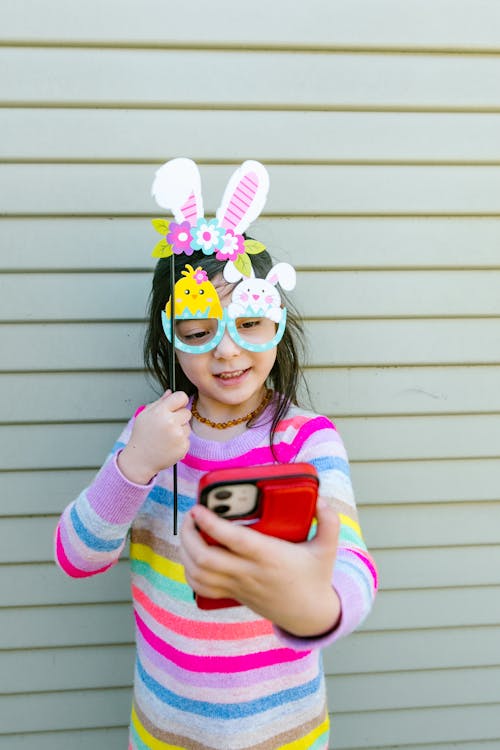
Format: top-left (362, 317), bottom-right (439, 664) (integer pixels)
top-left (55, 402), bottom-right (377, 750)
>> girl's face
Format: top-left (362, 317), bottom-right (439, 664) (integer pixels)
top-left (175, 277), bottom-right (277, 419)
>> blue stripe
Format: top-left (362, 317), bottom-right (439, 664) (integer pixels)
top-left (111, 440), bottom-right (126, 455)
top-left (148, 485), bottom-right (195, 514)
top-left (309, 455), bottom-right (350, 478)
top-left (70, 505), bottom-right (123, 552)
top-left (137, 656), bottom-right (321, 719)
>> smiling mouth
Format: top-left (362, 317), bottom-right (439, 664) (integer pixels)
top-left (215, 368), bottom-right (249, 380)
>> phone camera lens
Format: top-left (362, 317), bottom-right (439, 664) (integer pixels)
top-left (214, 490), bottom-right (232, 500)
top-left (213, 504), bottom-right (231, 516)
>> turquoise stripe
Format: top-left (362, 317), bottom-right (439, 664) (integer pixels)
top-left (309, 728), bottom-right (330, 749)
top-left (130, 722), bottom-right (149, 750)
top-left (137, 655), bottom-right (322, 719)
top-left (131, 559), bottom-right (193, 603)
top-left (339, 524), bottom-right (366, 549)
top-left (70, 505), bottom-right (122, 552)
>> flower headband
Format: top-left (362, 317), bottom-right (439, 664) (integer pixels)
top-left (151, 158), bottom-right (268, 279)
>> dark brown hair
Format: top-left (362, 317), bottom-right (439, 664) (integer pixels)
top-left (144, 247), bottom-right (306, 453)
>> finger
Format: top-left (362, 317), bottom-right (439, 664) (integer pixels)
top-left (162, 390), bottom-right (190, 412)
top-left (312, 498), bottom-right (341, 551)
top-left (190, 504), bottom-right (271, 560)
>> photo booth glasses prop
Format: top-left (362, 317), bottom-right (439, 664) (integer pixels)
top-left (161, 308), bottom-right (287, 354)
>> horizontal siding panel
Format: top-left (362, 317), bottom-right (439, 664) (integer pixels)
top-left (2, 414), bottom-right (500, 468)
top-left (326, 666), bottom-right (500, 712)
top-left (2, 0), bottom-right (500, 49)
top-left (4, 365), bottom-right (500, 424)
top-left (5, 110), bottom-right (500, 162)
top-left (5, 270), bottom-right (500, 322)
top-left (5, 164), bottom-right (500, 215)
top-left (307, 365), bottom-right (500, 417)
top-left (0, 561), bottom-right (130, 607)
top-left (1, 645), bottom-right (134, 693)
top-left (325, 626), bottom-right (500, 674)
top-left (3, 48), bottom-right (500, 109)
top-left (0, 728), bottom-right (128, 750)
top-left (353, 458), bottom-right (500, 505)
top-left (0, 687), bottom-right (130, 735)
top-left (2, 217), bottom-right (500, 271)
top-left (3, 319), bottom-right (500, 371)
top-left (0, 603), bottom-right (133, 649)
top-left (369, 586), bottom-right (500, 631)
top-left (4, 501), bottom-right (499, 563)
top-left (332, 704), bottom-right (500, 749)
top-left (377, 545), bottom-right (500, 589)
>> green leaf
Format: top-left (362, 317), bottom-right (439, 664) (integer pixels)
top-left (244, 240), bottom-right (266, 255)
top-left (151, 239), bottom-right (173, 258)
top-left (234, 252), bottom-right (253, 277)
top-left (151, 219), bottom-right (171, 235)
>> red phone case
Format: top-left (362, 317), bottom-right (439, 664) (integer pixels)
top-left (195, 463), bottom-right (319, 610)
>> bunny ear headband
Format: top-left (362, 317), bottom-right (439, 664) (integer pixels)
top-left (150, 159), bottom-right (296, 532)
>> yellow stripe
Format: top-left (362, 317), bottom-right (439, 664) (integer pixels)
top-left (280, 714), bottom-right (330, 749)
top-left (130, 543), bottom-right (187, 584)
top-left (339, 513), bottom-right (362, 538)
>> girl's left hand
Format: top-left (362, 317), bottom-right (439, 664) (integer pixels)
top-left (180, 498), bottom-right (342, 638)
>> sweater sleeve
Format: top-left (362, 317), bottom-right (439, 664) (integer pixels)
top-left (54, 415), bottom-right (156, 578)
top-left (274, 414), bottom-right (378, 649)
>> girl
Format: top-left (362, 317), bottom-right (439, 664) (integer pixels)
top-left (55, 159), bottom-right (377, 750)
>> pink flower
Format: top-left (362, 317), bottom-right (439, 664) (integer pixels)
top-left (167, 221), bottom-right (194, 255)
top-left (193, 269), bottom-right (208, 284)
top-left (215, 230), bottom-right (245, 261)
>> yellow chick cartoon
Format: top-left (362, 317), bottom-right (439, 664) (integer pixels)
top-left (165, 265), bottom-right (223, 319)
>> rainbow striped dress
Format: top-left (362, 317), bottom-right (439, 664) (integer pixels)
top-left (55, 403), bottom-right (378, 749)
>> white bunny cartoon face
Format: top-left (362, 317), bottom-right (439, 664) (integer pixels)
top-left (227, 263), bottom-right (296, 324)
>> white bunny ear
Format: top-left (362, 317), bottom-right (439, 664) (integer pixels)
top-left (216, 160), bottom-right (269, 235)
top-left (266, 262), bottom-right (296, 291)
top-left (151, 158), bottom-right (204, 226)
top-left (223, 260), bottom-right (255, 283)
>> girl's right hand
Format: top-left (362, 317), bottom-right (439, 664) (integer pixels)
top-left (117, 390), bottom-right (191, 485)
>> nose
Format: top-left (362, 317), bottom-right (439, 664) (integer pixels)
top-left (213, 328), bottom-right (241, 358)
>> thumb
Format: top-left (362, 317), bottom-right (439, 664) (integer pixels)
top-left (312, 498), bottom-right (340, 552)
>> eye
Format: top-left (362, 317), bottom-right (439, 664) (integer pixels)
top-left (199, 289), bottom-right (205, 295)
top-left (184, 289), bottom-right (190, 295)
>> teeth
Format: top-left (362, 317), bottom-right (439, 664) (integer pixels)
top-left (218, 370), bottom-right (244, 379)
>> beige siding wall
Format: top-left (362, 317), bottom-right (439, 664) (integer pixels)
top-left (2, 2), bottom-right (500, 747)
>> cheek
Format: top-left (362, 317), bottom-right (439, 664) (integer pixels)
top-left (264, 294), bottom-right (275, 305)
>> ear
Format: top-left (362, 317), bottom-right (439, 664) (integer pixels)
top-left (223, 260), bottom-right (255, 284)
top-left (266, 262), bottom-right (296, 291)
top-left (216, 161), bottom-right (269, 235)
top-left (151, 158), bottom-right (204, 226)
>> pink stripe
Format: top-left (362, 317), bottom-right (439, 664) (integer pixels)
top-left (55, 526), bottom-right (113, 579)
top-left (136, 629), bottom-right (314, 688)
top-left (134, 405), bottom-right (146, 418)
top-left (134, 611), bottom-right (310, 673)
top-left (132, 585), bottom-right (273, 641)
top-left (233, 190), bottom-right (252, 208)
top-left (181, 192), bottom-right (197, 223)
top-left (346, 547), bottom-right (379, 590)
top-left (183, 416), bottom-right (334, 471)
top-left (277, 415), bottom-right (336, 432)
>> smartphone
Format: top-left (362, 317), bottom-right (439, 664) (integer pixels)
top-left (195, 463), bottom-right (319, 610)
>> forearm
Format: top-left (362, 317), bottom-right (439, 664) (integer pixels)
top-left (55, 452), bottom-right (154, 578)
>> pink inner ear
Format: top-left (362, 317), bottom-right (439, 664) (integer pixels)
top-left (268, 274), bottom-right (278, 285)
top-left (180, 192), bottom-right (198, 226)
top-left (221, 172), bottom-right (259, 230)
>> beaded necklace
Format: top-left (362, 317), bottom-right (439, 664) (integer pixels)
top-left (191, 389), bottom-right (273, 430)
